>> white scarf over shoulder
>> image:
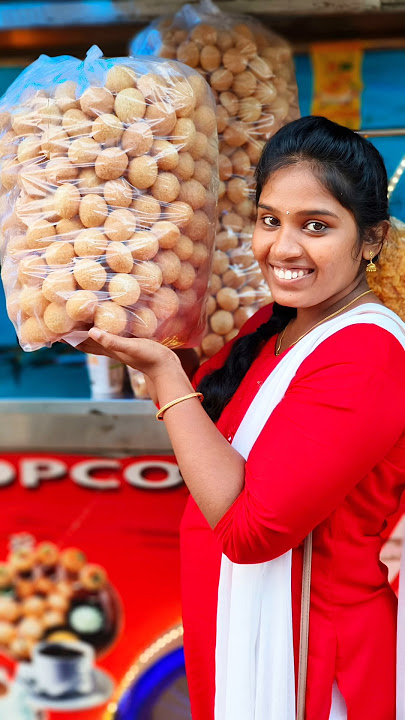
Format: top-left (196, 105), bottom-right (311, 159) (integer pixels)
top-left (214, 304), bottom-right (405, 720)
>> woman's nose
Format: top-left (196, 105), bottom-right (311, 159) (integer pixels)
top-left (271, 225), bottom-right (302, 259)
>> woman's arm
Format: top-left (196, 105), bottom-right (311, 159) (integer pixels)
top-left (79, 328), bottom-right (246, 527)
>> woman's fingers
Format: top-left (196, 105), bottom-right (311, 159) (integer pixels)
top-left (88, 328), bottom-right (141, 356)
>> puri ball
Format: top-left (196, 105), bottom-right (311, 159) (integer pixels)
top-left (131, 308), bottom-right (158, 338)
top-left (114, 88), bottom-right (146, 124)
top-left (25, 222), bottom-right (54, 253)
top-left (127, 230), bottom-right (158, 261)
top-left (193, 159), bottom-right (212, 188)
top-left (73, 259), bottom-right (107, 291)
top-left (104, 179), bottom-right (132, 208)
top-left (234, 306), bottom-right (255, 328)
top-left (104, 208), bottom-right (136, 242)
top-left (174, 234), bottom-right (193, 261)
top-left (200, 45), bottom-right (221, 72)
top-left (95, 147), bottom-right (128, 181)
top-left (210, 310), bottom-right (234, 335)
top-left (155, 250), bottom-right (181, 284)
top-left (185, 210), bottom-right (210, 242)
top-left (133, 261), bottom-right (162, 293)
top-left (216, 105), bottom-right (229, 133)
top-left (106, 241), bottom-right (133, 273)
top-left (109, 273), bottom-right (140, 306)
top-left (80, 86), bottom-right (114, 118)
top-left (210, 68), bottom-right (233, 92)
top-left (177, 41), bottom-right (200, 68)
top-left (178, 179), bottom-right (206, 210)
top-left (53, 184), bottom-right (80, 220)
top-left (201, 333), bottom-right (224, 357)
top-left (227, 177), bottom-right (249, 204)
top-left (17, 136), bottom-right (43, 164)
top-left (173, 152), bottom-right (195, 182)
top-left (165, 200), bottom-right (194, 228)
top-left (219, 154), bottom-right (232, 181)
top-left (18, 255), bottom-right (46, 286)
top-left (19, 287), bottom-right (49, 316)
top-left (193, 106), bottom-right (216, 136)
top-left (151, 172), bottom-right (180, 203)
top-left (191, 23), bottom-right (217, 46)
top-left (42, 269), bottom-right (76, 303)
top-left (105, 65), bottom-right (136, 93)
top-left (128, 156), bottom-right (158, 190)
top-left (216, 287), bottom-right (239, 312)
top-left (54, 81), bottom-right (79, 112)
top-left (77, 168), bottom-right (104, 193)
top-left (92, 113), bottom-right (123, 146)
top-left (66, 290), bottom-right (98, 322)
top-left (45, 241), bottom-right (75, 266)
top-left (189, 242), bottom-right (208, 268)
top-left (223, 48), bottom-right (249, 74)
top-left (171, 79), bottom-right (196, 118)
top-left (68, 137), bottom-right (100, 165)
top-left (150, 286), bottom-right (179, 320)
top-left (132, 195), bottom-right (161, 227)
top-left (145, 102), bottom-right (176, 136)
top-left (74, 228), bottom-right (108, 257)
top-left (79, 194), bottom-right (108, 228)
top-left (94, 301), bottom-right (127, 334)
top-left (62, 109), bottom-right (93, 137)
top-left (178, 287), bottom-right (198, 313)
top-left (173, 261), bottom-right (196, 291)
top-left (46, 157), bottom-right (78, 185)
top-left (172, 118), bottom-right (196, 152)
top-left (41, 127), bottom-right (69, 158)
top-left (152, 221), bottom-right (179, 249)
top-left (20, 317), bottom-right (55, 347)
top-left (122, 122), bottom-right (153, 158)
top-left (151, 139), bottom-right (179, 171)
top-left (43, 302), bottom-right (76, 334)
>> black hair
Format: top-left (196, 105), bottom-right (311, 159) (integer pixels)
top-left (199, 116), bottom-right (389, 422)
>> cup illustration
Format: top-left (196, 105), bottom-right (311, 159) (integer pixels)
top-left (27, 640), bottom-right (94, 698)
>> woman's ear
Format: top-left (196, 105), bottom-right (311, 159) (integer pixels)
top-left (362, 219), bottom-right (390, 261)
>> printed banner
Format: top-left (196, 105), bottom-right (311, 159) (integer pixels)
top-left (311, 41), bottom-right (364, 129)
top-left (0, 453), bottom-right (189, 720)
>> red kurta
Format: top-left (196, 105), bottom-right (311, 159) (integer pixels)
top-left (180, 304), bottom-right (405, 720)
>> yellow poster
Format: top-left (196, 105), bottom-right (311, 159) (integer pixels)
top-left (311, 42), bottom-right (364, 130)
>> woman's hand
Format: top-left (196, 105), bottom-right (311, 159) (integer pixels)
top-left (77, 328), bottom-right (182, 385)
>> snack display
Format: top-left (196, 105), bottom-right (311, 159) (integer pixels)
top-left (0, 45), bottom-right (218, 351)
top-left (367, 218), bottom-right (405, 321)
top-left (130, 0), bottom-right (299, 361)
top-left (0, 536), bottom-right (120, 661)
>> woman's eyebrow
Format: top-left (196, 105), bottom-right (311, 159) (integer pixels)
top-left (257, 203), bottom-right (339, 219)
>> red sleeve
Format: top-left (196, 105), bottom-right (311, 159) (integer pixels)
top-left (192, 303), bottom-right (274, 389)
top-left (213, 325), bottom-right (405, 564)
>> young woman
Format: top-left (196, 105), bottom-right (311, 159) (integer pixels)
top-left (79, 116), bottom-right (405, 720)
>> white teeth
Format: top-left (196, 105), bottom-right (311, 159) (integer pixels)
top-left (273, 266), bottom-right (311, 280)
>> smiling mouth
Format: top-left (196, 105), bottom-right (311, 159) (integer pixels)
top-left (272, 266), bottom-right (314, 280)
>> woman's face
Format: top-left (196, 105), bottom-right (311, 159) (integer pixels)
top-left (252, 163), bottom-right (369, 309)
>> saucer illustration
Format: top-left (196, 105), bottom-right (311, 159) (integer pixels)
top-left (15, 666), bottom-right (114, 711)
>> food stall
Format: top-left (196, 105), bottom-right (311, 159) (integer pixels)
top-left (0, 2), bottom-right (404, 719)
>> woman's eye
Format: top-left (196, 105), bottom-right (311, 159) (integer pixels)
top-left (306, 221), bottom-right (327, 232)
top-left (263, 216), bottom-right (279, 227)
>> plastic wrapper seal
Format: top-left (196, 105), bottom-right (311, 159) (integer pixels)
top-left (0, 45), bottom-right (219, 351)
top-left (367, 217), bottom-right (405, 321)
top-left (130, 0), bottom-right (300, 362)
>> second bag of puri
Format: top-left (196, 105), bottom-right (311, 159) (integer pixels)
top-left (0, 46), bottom-right (218, 351)
top-left (130, 0), bottom-right (300, 362)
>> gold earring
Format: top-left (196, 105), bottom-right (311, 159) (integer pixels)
top-left (366, 250), bottom-right (377, 273)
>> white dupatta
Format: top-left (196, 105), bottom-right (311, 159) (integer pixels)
top-left (214, 303), bottom-right (405, 720)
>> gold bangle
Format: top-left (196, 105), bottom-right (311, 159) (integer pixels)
top-left (156, 392), bottom-right (204, 421)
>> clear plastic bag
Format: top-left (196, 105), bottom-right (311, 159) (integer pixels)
top-left (0, 45), bottom-right (218, 351)
top-left (130, 0), bottom-right (300, 362)
top-left (367, 218), bottom-right (405, 321)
